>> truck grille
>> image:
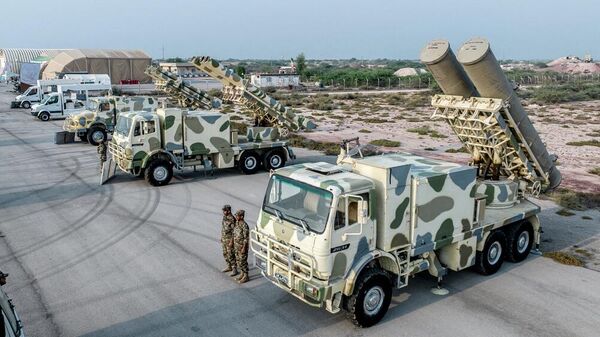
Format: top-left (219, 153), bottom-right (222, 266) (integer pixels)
top-left (250, 229), bottom-right (315, 287)
top-left (108, 141), bottom-right (130, 170)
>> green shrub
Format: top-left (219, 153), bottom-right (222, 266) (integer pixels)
top-left (369, 139), bottom-right (401, 147)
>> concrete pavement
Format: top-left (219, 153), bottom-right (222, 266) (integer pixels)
top-left (1, 84), bottom-right (599, 337)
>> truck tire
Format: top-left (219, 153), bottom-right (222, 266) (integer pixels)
top-left (145, 160), bottom-right (173, 186)
top-left (475, 230), bottom-right (506, 275)
top-left (263, 149), bottom-right (286, 171)
top-left (87, 126), bottom-right (107, 146)
top-left (505, 222), bottom-right (534, 263)
top-left (22, 101), bottom-right (31, 109)
top-left (239, 151), bottom-right (260, 174)
top-left (345, 268), bottom-right (392, 328)
top-left (39, 112), bottom-right (50, 121)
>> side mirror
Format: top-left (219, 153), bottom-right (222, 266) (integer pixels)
top-left (358, 200), bottom-right (368, 225)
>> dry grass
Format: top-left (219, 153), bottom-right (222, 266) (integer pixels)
top-left (566, 139), bottom-right (600, 147)
top-left (543, 251), bottom-right (584, 267)
top-left (589, 167), bottom-right (600, 176)
top-left (287, 134), bottom-right (340, 155)
top-left (549, 188), bottom-right (600, 211)
top-left (358, 129), bottom-right (371, 133)
top-left (369, 139), bottom-right (401, 147)
top-left (556, 209), bottom-right (576, 216)
top-left (445, 146), bottom-right (469, 153)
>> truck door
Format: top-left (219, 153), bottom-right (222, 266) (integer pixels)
top-left (329, 193), bottom-right (372, 279)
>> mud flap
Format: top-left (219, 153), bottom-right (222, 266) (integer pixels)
top-left (100, 158), bottom-right (117, 185)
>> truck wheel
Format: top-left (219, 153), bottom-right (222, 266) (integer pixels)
top-left (263, 150), bottom-right (286, 171)
top-left (345, 268), bottom-right (392, 328)
top-left (22, 101), bottom-right (31, 109)
top-left (505, 222), bottom-right (534, 263)
top-left (239, 151), bottom-right (260, 174)
top-left (87, 127), bottom-right (107, 146)
top-left (475, 230), bottom-right (506, 275)
top-left (39, 112), bottom-right (50, 121)
top-left (145, 160), bottom-right (173, 186)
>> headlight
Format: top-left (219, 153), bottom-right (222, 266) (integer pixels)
top-left (303, 283), bottom-right (320, 299)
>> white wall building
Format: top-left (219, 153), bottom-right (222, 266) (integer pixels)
top-left (250, 73), bottom-right (300, 88)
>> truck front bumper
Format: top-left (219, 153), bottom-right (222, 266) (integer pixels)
top-left (10, 101), bottom-right (21, 108)
top-left (250, 230), bottom-right (344, 313)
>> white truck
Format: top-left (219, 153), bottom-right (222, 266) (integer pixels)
top-left (31, 83), bottom-right (112, 121)
top-left (108, 108), bottom-right (296, 186)
top-left (250, 38), bottom-right (561, 327)
top-left (11, 74), bottom-right (110, 109)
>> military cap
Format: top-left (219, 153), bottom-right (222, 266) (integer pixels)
top-left (235, 209), bottom-right (245, 217)
top-left (0, 271), bottom-right (8, 278)
top-left (222, 204), bottom-right (231, 211)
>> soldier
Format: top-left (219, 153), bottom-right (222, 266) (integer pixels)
top-left (233, 209), bottom-right (250, 284)
top-left (0, 271), bottom-right (8, 286)
top-left (220, 205), bottom-right (237, 276)
top-left (98, 139), bottom-right (108, 171)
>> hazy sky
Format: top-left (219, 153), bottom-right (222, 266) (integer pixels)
top-left (1, 0), bottom-right (598, 60)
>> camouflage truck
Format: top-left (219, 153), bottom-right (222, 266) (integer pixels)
top-left (63, 96), bottom-right (157, 145)
top-left (250, 38), bottom-right (560, 327)
top-left (108, 108), bottom-right (296, 186)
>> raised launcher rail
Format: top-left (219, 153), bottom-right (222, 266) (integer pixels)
top-left (145, 65), bottom-right (216, 110)
top-left (191, 56), bottom-right (316, 133)
top-left (421, 38), bottom-right (561, 194)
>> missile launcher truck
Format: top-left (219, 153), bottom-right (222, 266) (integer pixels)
top-left (145, 65), bottom-right (219, 110)
top-left (250, 38), bottom-right (561, 327)
top-left (191, 56), bottom-right (316, 134)
top-left (63, 96), bottom-right (158, 145)
top-left (108, 108), bottom-right (296, 186)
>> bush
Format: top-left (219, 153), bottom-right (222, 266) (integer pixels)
top-left (369, 139), bottom-right (401, 147)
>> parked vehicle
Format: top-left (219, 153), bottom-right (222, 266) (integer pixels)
top-left (31, 83), bottom-right (112, 121)
top-left (63, 96), bottom-right (157, 145)
top-left (108, 108), bottom-right (295, 186)
top-left (11, 74), bottom-right (110, 109)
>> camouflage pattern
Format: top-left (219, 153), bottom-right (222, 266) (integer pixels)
top-left (473, 180), bottom-right (518, 208)
top-left (251, 152), bottom-right (541, 313)
top-left (63, 96), bottom-right (157, 134)
top-left (191, 56), bottom-right (316, 132)
top-left (109, 108), bottom-right (294, 176)
top-left (145, 65), bottom-right (217, 110)
top-left (221, 213), bottom-right (237, 269)
top-left (233, 218), bottom-right (250, 274)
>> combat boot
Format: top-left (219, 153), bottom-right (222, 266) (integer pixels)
top-left (237, 272), bottom-right (249, 284)
top-left (221, 266), bottom-right (232, 273)
top-left (229, 268), bottom-right (239, 277)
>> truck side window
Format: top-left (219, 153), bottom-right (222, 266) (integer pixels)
top-left (348, 193), bottom-right (369, 226)
top-left (142, 121), bottom-right (156, 135)
top-left (133, 122), bottom-right (141, 136)
top-left (334, 198), bottom-right (346, 230)
top-left (29, 88), bottom-right (37, 95)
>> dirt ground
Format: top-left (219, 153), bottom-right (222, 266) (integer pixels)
top-left (277, 91), bottom-right (600, 193)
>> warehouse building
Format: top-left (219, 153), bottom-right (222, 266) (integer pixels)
top-left (0, 48), bottom-right (68, 77)
top-left (42, 49), bottom-right (152, 84)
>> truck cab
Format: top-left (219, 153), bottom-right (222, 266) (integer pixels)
top-left (63, 96), bottom-right (157, 145)
top-left (31, 92), bottom-right (86, 121)
top-left (13, 85), bottom-right (44, 108)
top-left (253, 163), bottom-right (376, 313)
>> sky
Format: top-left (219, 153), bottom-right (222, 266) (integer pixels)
top-left (1, 0), bottom-right (598, 60)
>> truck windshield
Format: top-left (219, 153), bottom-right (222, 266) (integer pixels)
top-left (263, 175), bottom-right (333, 234)
top-left (115, 117), bottom-right (132, 137)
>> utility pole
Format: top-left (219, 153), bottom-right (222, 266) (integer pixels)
top-left (162, 45), bottom-right (165, 60)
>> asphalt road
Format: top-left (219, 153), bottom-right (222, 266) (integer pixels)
top-left (1, 84), bottom-right (600, 337)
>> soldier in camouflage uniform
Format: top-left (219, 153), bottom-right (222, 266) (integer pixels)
top-left (221, 205), bottom-right (238, 276)
top-left (233, 209), bottom-right (250, 284)
top-left (97, 140), bottom-right (108, 171)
